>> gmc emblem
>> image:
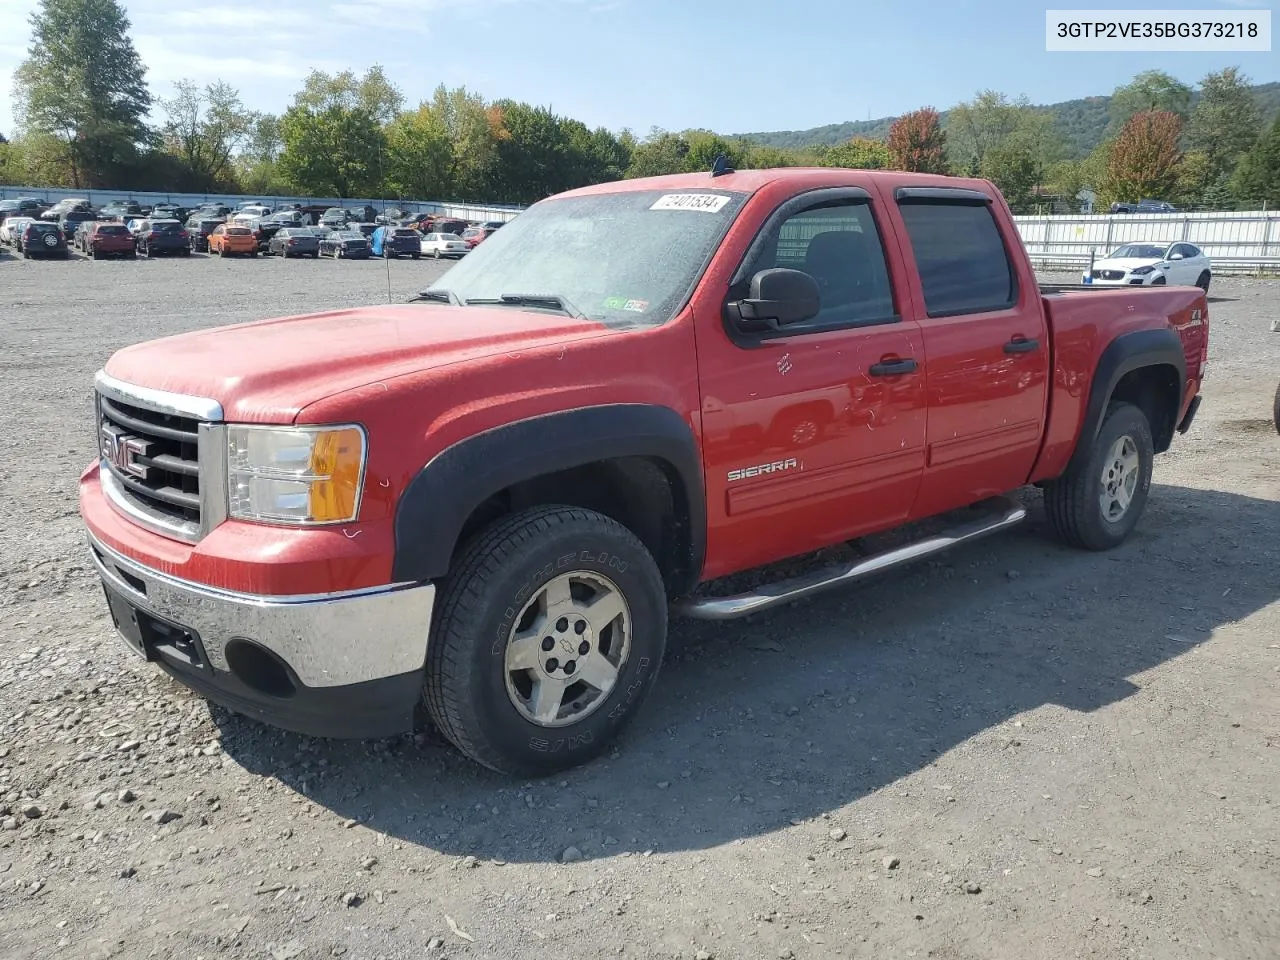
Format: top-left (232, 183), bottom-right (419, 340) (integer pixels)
top-left (100, 423), bottom-right (153, 480)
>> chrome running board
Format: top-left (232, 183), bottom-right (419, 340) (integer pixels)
top-left (673, 497), bottom-right (1027, 621)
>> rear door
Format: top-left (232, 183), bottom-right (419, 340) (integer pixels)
top-left (882, 186), bottom-right (1050, 520)
top-left (697, 187), bottom-right (928, 574)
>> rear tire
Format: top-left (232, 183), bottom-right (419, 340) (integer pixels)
top-left (1042, 401), bottom-right (1154, 551)
top-left (424, 506), bottom-right (667, 776)
top-left (1273, 382), bottom-right (1280, 436)
top-left (1196, 271), bottom-right (1211, 293)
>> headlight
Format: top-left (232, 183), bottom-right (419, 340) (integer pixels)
top-left (1130, 265), bottom-right (1155, 275)
top-left (227, 425), bottom-right (366, 524)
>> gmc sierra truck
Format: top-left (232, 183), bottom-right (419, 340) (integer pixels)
top-left (80, 167), bottom-right (1209, 775)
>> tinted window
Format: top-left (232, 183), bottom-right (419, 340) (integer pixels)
top-left (898, 202), bottom-right (1016, 316)
top-left (97, 225), bottom-right (129, 235)
top-left (740, 201), bottom-right (895, 329)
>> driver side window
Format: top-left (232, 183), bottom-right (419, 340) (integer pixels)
top-left (739, 200), bottom-right (897, 332)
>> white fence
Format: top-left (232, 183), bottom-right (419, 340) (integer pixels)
top-left (1013, 210), bottom-right (1280, 275)
top-left (0, 185), bottom-right (525, 222)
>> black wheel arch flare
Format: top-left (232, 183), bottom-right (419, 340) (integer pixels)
top-left (391, 404), bottom-right (707, 591)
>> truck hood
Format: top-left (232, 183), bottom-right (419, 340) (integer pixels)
top-left (103, 304), bottom-right (615, 423)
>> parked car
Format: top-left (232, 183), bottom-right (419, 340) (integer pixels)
top-left (371, 225), bottom-right (421, 258)
top-left (78, 168), bottom-right (1210, 775)
top-left (137, 219), bottom-right (191, 257)
top-left (236, 204), bottom-right (273, 220)
top-left (151, 203), bottom-right (187, 222)
top-left (1110, 199), bottom-right (1178, 214)
top-left (480, 220), bottom-right (506, 230)
top-left (59, 210), bottom-right (97, 239)
top-left (192, 203), bottom-right (233, 219)
top-left (41, 198), bottom-right (92, 221)
top-left (1085, 242), bottom-right (1212, 291)
top-left (268, 227), bottom-right (321, 258)
top-left (207, 223), bottom-right (258, 257)
top-left (263, 210), bottom-right (304, 228)
top-left (433, 218), bottom-right (468, 236)
top-left (184, 216), bottom-right (225, 252)
top-left (81, 222), bottom-right (137, 259)
top-left (459, 226), bottom-right (499, 249)
top-left (1, 216), bottom-right (34, 246)
top-left (20, 221), bottom-right (69, 258)
top-left (319, 207), bottom-right (350, 229)
top-left (73, 220), bottom-right (97, 250)
top-left (98, 200), bottom-right (144, 222)
top-left (318, 229), bottom-right (371, 259)
top-left (351, 222), bottom-right (379, 238)
top-left (0, 197), bottom-right (49, 221)
top-left (346, 204), bottom-right (378, 223)
top-left (420, 231), bottom-right (469, 259)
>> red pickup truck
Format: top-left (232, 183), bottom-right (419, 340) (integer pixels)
top-left (80, 168), bottom-right (1208, 775)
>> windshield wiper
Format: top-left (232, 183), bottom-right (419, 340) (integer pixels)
top-left (465, 293), bottom-right (586, 319)
top-left (408, 288), bottom-right (463, 305)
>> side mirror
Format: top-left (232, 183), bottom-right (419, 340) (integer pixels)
top-left (1168, 253), bottom-right (1184, 260)
top-left (728, 268), bottom-right (820, 331)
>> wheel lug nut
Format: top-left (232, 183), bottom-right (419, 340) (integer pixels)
top-left (546, 657), bottom-right (559, 672)
top-left (574, 621), bottom-right (586, 635)
top-left (564, 660), bottom-right (576, 674)
top-left (541, 637), bottom-right (555, 651)
top-left (556, 617), bottom-right (569, 633)
top-left (578, 641), bottom-right (590, 655)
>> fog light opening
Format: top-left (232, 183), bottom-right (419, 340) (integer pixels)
top-left (225, 638), bottom-right (298, 699)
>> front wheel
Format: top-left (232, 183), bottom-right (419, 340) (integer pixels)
top-left (424, 506), bottom-right (668, 775)
top-left (1042, 401), bottom-right (1154, 551)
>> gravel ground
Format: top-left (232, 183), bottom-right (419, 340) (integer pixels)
top-left (0, 251), bottom-right (1277, 960)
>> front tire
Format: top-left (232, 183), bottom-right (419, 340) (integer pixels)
top-left (424, 506), bottom-right (667, 775)
top-left (1042, 401), bottom-right (1154, 551)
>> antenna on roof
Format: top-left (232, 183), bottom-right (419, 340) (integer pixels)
top-left (710, 153), bottom-right (734, 178)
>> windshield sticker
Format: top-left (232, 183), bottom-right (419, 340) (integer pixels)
top-left (649, 193), bottom-right (730, 213)
top-left (604, 297), bottom-right (649, 313)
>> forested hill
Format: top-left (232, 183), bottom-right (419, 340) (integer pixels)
top-left (735, 81), bottom-right (1280, 157)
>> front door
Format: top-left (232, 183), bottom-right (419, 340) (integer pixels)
top-left (884, 189), bottom-right (1050, 519)
top-left (696, 190), bottom-right (928, 579)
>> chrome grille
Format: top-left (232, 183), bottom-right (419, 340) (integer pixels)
top-left (94, 372), bottom-right (227, 543)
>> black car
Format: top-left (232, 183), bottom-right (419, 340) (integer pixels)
top-left (351, 221), bottom-right (379, 238)
top-left (151, 203), bottom-right (187, 222)
top-left (99, 200), bottom-right (143, 222)
top-left (345, 204), bottom-right (378, 224)
top-left (318, 229), bottom-right (372, 259)
top-left (21, 221), bottom-right (69, 258)
top-left (192, 203), bottom-right (232, 219)
top-left (268, 227), bottom-right (321, 258)
top-left (59, 210), bottom-right (97, 239)
top-left (319, 207), bottom-right (351, 229)
top-left (185, 216), bottom-right (225, 252)
top-left (137, 219), bottom-right (191, 256)
top-left (0, 197), bottom-right (49, 221)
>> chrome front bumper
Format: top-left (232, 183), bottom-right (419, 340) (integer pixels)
top-left (89, 534), bottom-right (434, 688)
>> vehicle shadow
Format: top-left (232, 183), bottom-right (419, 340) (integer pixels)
top-left (217, 483), bottom-right (1280, 862)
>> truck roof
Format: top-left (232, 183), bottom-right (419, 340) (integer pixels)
top-left (558, 167), bottom-right (997, 200)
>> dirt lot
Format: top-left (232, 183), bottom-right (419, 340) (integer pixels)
top-left (0, 249), bottom-right (1277, 960)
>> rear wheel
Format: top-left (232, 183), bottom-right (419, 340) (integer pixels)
top-left (1273, 382), bottom-right (1280, 436)
top-left (424, 506), bottom-right (667, 775)
top-left (433, 248), bottom-right (441, 259)
top-left (1196, 271), bottom-right (1211, 292)
top-left (1042, 401), bottom-right (1154, 551)
top-left (217, 245), bottom-right (225, 258)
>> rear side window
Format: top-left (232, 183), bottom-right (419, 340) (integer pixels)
top-left (897, 202), bottom-right (1017, 317)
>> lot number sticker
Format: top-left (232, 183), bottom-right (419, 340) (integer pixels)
top-left (650, 194), bottom-right (731, 213)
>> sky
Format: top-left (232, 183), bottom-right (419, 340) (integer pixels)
top-left (0, 0), bottom-right (1276, 140)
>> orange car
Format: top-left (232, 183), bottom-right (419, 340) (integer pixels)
top-left (207, 224), bottom-right (258, 257)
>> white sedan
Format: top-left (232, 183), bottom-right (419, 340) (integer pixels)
top-left (420, 232), bottom-right (469, 259)
top-left (1085, 242), bottom-right (1212, 291)
top-left (1, 216), bottom-right (33, 246)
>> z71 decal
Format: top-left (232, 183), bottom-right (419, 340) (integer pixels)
top-left (727, 458), bottom-right (799, 482)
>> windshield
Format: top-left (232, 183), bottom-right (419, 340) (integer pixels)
top-left (1108, 244), bottom-right (1166, 259)
top-left (430, 188), bottom-right (747, 327)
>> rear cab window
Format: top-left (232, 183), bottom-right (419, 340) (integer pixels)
top-left (895, 198), bottom-right (1017, 316)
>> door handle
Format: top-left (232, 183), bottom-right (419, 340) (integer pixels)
top-left (868, 358), bottom-right (918, 377)
top-left (1004, 338), bottom-right (1040, 354)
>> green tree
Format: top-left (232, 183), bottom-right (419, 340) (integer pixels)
top-left (1105, 111), bottom-right (1183, 205)
top-left (12, 0), bottom-right (153, 187)
top-left (1188, 67), bottom-right (1261, 182)
top-left (161, 79), bottom-right (256, 190)
top-left (888, 108), bottom-right (948, 173)
top-left (818, 137), bottom-right (891, 169)
top-left (235, 113), bottom-right (288, 194)
top-left (424, 85), bottom-right (504, 200)
top-left (278, 69), bottom-right (397, 197)
top-left (1173, 149), bottom-right (1213, 208)
top-left (946, 91), bottom-right (1026, 175)
top-left (626, 129), bottom-right (690, 178)
top-left (0, 138), bottom-right (22, 183)
top-left (1107, 70), bottom-right (1192, 136)
top-left (1231, 116), bottom-right (1280, 209)
top-left (386, 103), bottom-right (454, 200)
